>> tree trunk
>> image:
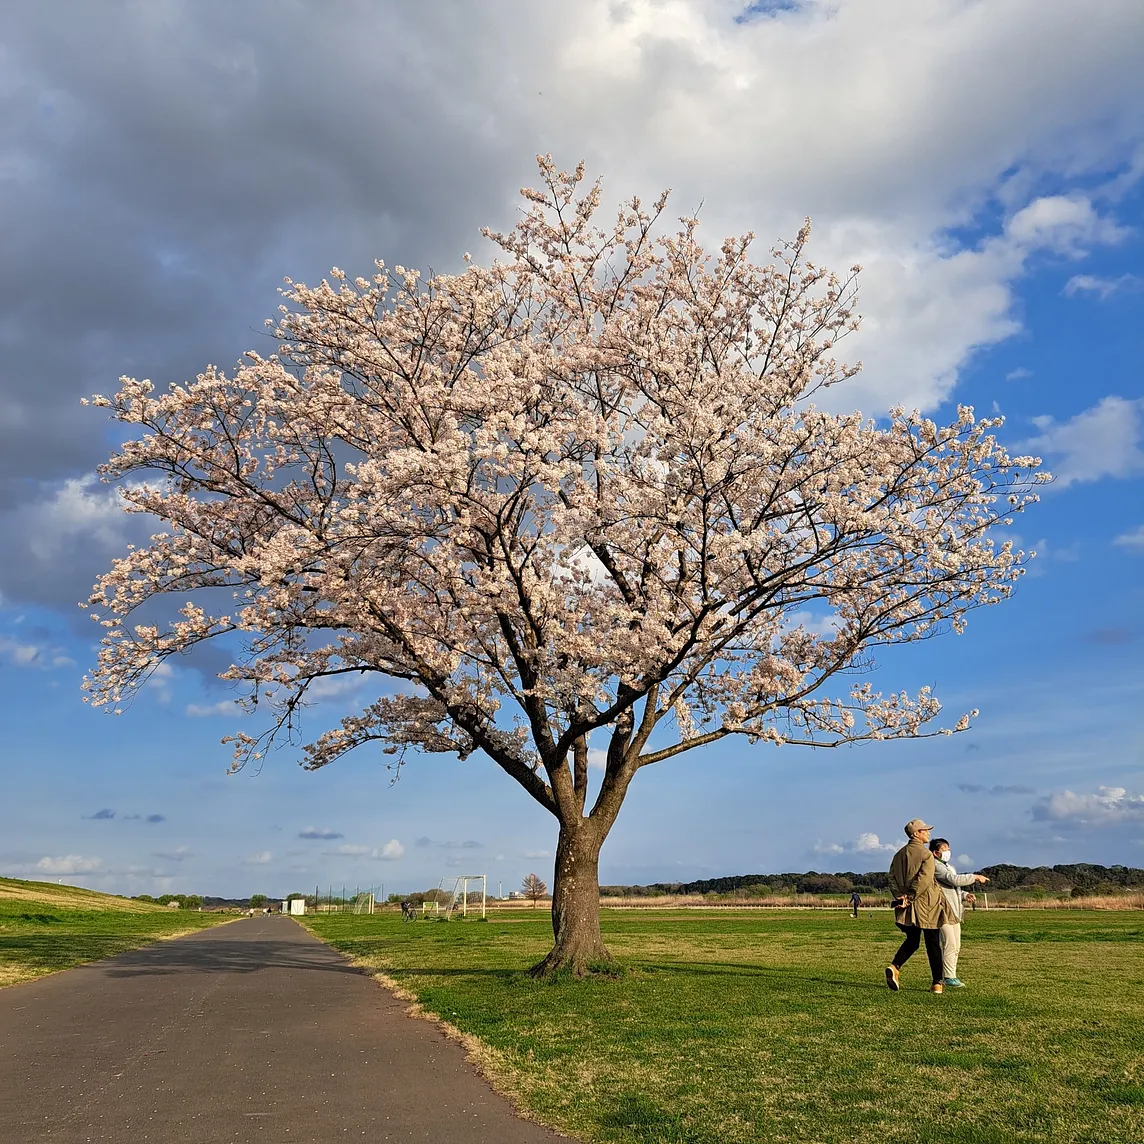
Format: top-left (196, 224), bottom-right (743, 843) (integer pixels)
top-left (528, 822), bottom-right (611, 977)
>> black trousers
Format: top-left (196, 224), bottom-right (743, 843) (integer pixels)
top-left (893, 924), bottom-right (944, 984)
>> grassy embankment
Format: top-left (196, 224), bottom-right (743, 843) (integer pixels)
top-left (0, 876), bottom-right (229, 988)
top-left (307, 907), bottom-right (1144, 1144)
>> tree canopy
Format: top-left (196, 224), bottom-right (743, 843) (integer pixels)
top-left (84, 157), bottom-right (1045, 972)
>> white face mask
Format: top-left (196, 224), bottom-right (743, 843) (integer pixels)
top-left (939, 850), bottom-right (952, 863)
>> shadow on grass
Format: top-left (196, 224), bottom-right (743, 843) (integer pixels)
top-left (382, 960), bottom-right (891, 993)
top-left (917, 1126), bottom-right (1012, 1144)
top-left (599, 1093), bottom-right (689, 1143)
top-left (637, 959), bottom-right (889, 991)
top-left (387, 968), bottom-right (525, 978)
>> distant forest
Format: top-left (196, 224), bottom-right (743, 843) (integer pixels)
top-left (601, 863), bottom-right (1144, 897)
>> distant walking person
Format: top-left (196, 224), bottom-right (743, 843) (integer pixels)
top-left (929, 839), bottom-right (989, 988)
top-left (849, 889), bottom-right (862, 918)
top-left (887, 819), bottom-right (950, 994)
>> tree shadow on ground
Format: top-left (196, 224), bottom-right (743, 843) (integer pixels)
top-left (380, 961), bottom-right (889, 992)
top-left (631, 960), bottom-right (891, 991)
top-left (97, 924), bottom-right (365, 978)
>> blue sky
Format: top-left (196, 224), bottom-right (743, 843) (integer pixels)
top-left (1, 1), bottom-right (1142, 898)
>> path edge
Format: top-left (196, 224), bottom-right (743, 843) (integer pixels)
top-left (299, 922), bottom-right (575, 1140)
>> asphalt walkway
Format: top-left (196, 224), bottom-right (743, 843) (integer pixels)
top-left (0, 915), bottom-right (573, 1143)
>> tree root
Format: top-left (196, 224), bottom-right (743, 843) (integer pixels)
top-left (527, 943), bottom-right (617, 979)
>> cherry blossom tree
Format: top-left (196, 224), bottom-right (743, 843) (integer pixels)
top-left (84, 158), bottom-right (1045, 975)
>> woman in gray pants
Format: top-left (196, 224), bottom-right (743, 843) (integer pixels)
top-left (929, 838), bottom-right (989, 987)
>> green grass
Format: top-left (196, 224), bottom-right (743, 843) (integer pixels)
top-left (0, 877), bottom-right (229, 987)
top-left (306, 908), bottom-right (1144, 1144)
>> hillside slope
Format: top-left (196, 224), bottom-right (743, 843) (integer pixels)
top-left (0, 877), bottom-right (229, 988)
top-left (0, 876), bottom-right (168, 912)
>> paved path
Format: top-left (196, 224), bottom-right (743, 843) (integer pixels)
top-left (0, 916), bottom-right (573, 1143)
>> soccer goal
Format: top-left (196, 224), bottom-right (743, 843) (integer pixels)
top-left (443, 875), bottom-right (486, 919)
top-left (352, 891), bottom-right (375, 915)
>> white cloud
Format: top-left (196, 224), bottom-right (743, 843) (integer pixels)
top-left (0, 636), bottom-right (42, 666)
top-left (814, 832), bottom-right (896, 857)
top-left (34, 854), bottom-right (104, 875)
top-left (0, 473), bottom-right (155, 611)
top-left (524, 849), bottom-right (552, 859)
top-left (1026, 396), bottom-right (1144, 487)
top-left (152, 846), bottom-right (191, 862)
top-left (147, 660), bottom-right (174, 704)
top-left (586, 748), bottom-right (608, 771)
top-left (325, 839), bottom-right (405, 860)
top-left (854, 832), bottom-right (896, 854)
top-left (0, 635), bottom-right (76, 670)
top-left (784, 610), bottom-right (838, 638)
top-left (1006, 367), bottom-right (1033, 381)
top-left (1030, 537), bottom-right (1080, 563)
top-left (956, 854), bottom-right (973, 868)
top-left (244, 851), bottom-right (273, 865)
top-left (1004, 195), bottom-right (1126, 254)
top-left (1063, 273), bottom-right (1139, 299)
top-left (506, 1), bottom-right (1143, 411)
top-left (1032, 786), bottom-right (1144, 825)
top-left (1113, 525), bottom-right (1144, 549)
top-left (185, 699), bottom-right (243, 717)
top-left (305, 675), bottom-right (368, 703)
top-left (24, 476), bottom-right (132, 565)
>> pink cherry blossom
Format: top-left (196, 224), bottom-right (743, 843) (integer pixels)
top-left (83, 156), bottom-right (1046, 973)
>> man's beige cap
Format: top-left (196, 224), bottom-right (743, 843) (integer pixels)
top-left (904, 818), bottom-right (934, 837)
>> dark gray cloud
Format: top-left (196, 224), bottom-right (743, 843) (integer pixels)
top-left (0, 2), bottom-right (534, 614)
top-left (299, 827), bottom-right (343, 840)
top-left (3, 0), bottom-right (1143, 630)
top-left (86, 807), bottom-right (115, 819)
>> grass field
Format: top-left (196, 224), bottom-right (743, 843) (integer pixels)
top-left (0, 876), bottom-right (229, 988)
top-left (306, 907), bottom-right (1144, 1144)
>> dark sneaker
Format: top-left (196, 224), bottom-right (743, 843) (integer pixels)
top-left (942, 977), bottom-right (966, 988)
top-left (885, 965), bottom-right (900, 991)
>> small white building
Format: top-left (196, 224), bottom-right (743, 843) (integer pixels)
top-left (289, 898), bottom-right (306, 916)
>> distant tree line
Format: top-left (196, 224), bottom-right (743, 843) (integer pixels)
top-left (601, 873), bottom-right (889, 896)
top-left (132, 893), bottom-right (203, 908)
top-left (386, 888), bottom-right (453, 907)
top-left (601, 863), bottom-right (1144, 898)
top-left (974, 863), bottom-right (1144, 893)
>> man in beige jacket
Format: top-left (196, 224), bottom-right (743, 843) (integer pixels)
top-left (886, 818), bottom-right (950, 994)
